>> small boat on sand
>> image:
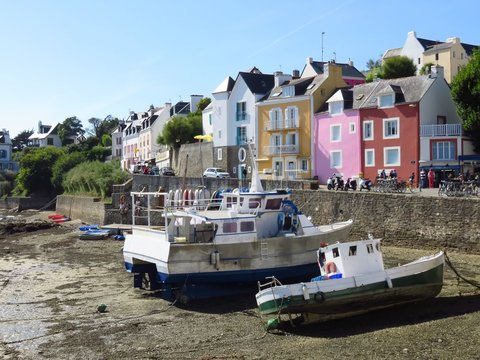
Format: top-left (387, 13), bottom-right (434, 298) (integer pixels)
top-left (256, 237), bottom-right (444, 329)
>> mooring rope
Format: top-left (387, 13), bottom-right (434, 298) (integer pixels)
top-left (444, 251), bottom-right (480, 290)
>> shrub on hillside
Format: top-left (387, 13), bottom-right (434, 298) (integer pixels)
top-left (62, 160), bottom-right (129, 198)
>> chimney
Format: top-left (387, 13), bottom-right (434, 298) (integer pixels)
top-left (190, 94), bottom-right (203, 113)
top-left (274, 71), bottom-right (292, 87)
top-left (430, 65), bottom-right (444, 79)
top-left (306, 57), bottom-right (313, 64)
top-left (292, 69), bottom-right (300, 78)
top-left (446, 37), bottom-right (460, 44)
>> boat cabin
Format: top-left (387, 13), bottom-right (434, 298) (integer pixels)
top-left (318, 238), bottom-right (384, 278)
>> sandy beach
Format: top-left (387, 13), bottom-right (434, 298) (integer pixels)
top-left (1, 210), bottom-right (479, 359)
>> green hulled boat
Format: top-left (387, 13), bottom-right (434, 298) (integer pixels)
top-left (256, 238), bottom-right (444, 328)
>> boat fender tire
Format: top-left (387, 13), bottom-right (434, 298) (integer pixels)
top-left (325, 262), bottom-right (337, 274)
top-left (314, 291), bottom-right (325, 303)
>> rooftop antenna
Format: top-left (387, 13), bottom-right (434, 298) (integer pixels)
top-left (321, 31), bottom-right (325, 62)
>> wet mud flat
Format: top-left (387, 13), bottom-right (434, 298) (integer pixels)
top-left (0, 212), bottom-right (479, 359)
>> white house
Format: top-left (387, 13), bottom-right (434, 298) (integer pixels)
top-left (28, 121), bottom-right (62, 147)
top-left (0, 129), bottom-right (19, 172)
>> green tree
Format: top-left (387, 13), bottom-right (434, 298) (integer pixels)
top-left (11, 129), bottom-right (34, 151)
top-left (51, 152), bottom-right (86, 192)
top-left (195, 97), bottom-right (211, 114)
top-left (88, 115), bottom-right (119, 140)
top-left (157, 114), bottom-right (202, 148)
top-left (419, 62), bottom-right (435, 75)
top-left (366, 58), bottom-right (382, 71)
top-left (381, 56), bottom-right (417, 79)
top-left (15, 147), bottom-right (65, 196)
top-left (58, 116), bottom-right (85, 145)
top-left (451, 49), bottom-right (480, 152)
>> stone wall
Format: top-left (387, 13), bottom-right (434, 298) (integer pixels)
top-left (291, 190), bottom-right (480, 253)
top-left (56, 195), bottom-right (105, 225)
top-left (1, 196), bottom-right (53, 211)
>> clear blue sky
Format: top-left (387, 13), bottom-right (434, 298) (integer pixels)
top-left (1, 0), bottom-right (478, 138)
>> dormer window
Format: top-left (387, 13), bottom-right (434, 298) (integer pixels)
top-left (329, 101), bottom-right (344, 115)
top-left (379, 94), bottom-right (394, 108)
top-left (283, 86), bottom-right (294, 97)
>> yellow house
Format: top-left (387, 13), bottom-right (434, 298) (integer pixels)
top-left (256, 63), bottom-right (347, 180)
top-left (423, 37), bottom-right (477, 83)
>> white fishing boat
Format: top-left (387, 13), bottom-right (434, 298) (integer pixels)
top-left (123, 148), bottom-right (353, 302)
top-left (256, 237), bottom-right (444, 329)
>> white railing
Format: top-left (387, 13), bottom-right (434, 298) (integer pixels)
top-left (420, 124), bottom-right (462, 137)
top-left (267, 121), bottom-right (283, 130)
top-left (285, 119), bottom-right (298, 129)
top-left (263, 144), bottom-right (299, 156)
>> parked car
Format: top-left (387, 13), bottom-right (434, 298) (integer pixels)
top-left (203, 167), bottom-right (230, 178)
top-left (160, 167), bottom-right (175, 176)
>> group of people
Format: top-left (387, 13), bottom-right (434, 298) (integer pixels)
top-left (419, 168), bottom-right (435, 189)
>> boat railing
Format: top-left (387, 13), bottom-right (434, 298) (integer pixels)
top-left (257, 276), bottom-right (283, 291)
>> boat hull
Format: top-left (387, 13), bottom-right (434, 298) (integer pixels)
top-left (256, 252), bottom-right (444, 323)
top-left (123, 220), bottom-right (353, 301)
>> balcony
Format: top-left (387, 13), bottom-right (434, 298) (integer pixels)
top-left (420, 124), bottom-right (463, 137)
top-left (263, 144), bottom-right (299, 156)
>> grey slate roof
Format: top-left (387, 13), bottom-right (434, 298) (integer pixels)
top-left (305, 61), bottom-right (365, 79)
top-left (238, 71), bottom-right (274, 94)
top-left (417, 37), bottom-right (443, 50)
top-left (265, 76), bottom-right (315, 100)
top-left (461, 42), bottom-right (479, 56)
top-left (352, 75), bottom-right (435, 109)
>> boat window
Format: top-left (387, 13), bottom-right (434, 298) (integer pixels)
top-left (375, 242), bottom-right (380, 252)
top-left (240, 221), bottom-right (254, 232)
top-left (223, 222), bottom-right (238, 233)
top-left (332, 247), bottom-right (339, 258)
top-left (367, 243), bottom-right (374, 253)
top-left (349, 246), bottom-right (357, 256)
top-left (239, 197), bottom-right (244, 206)
top-left (225, 196), bottom-right (235, 209)
top-left (265, 198), bottom-right (282, 210)
top-left (249, 198), bottom-right (261, 209)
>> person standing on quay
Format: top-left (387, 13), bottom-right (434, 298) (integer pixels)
top-left (428, 168), bottom-right (435, 188)
top-left (420, 169), bottom-right (426, 191)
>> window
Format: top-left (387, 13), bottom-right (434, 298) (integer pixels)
top-left (300, 159), bottom-right (308, 172)
top-left (217, 148), bottom-right (222, 161)
top-left (218, 130), bottom-right (221, 139)
top-left (330, 150), bottom-right (342, 168)
top-left (285, 106), bottom-right (298, 128)
top-left (379, 94), bottom-right (394, 108)
top-left (223, 222), bottom-right (238, 233)
top-left (0, 150), bottom-right (6, 159)
top-left (349, 246), bottom-right (357, 256)
top-left (269, 108), bottom-right (282, 129)
top-left (367, 244), bottom-right (374, 253)
top-left (330, 124), bottom-right (341, 142)
top-left (236, 102), bottom-right (246, 121)
top-left (363, 120), bottom-right (373, 140)
top-left (349, 122), bottom-right (356, 134)
top-left (418, 57), bottom-right (421, 65)
top-left (365, 149), bottom-right (375, 167)
top-left (283, 86), bottom-right (294, 97)
top-left (453, 51), bottom-right (456, 58)
top-left (237, 126), bottom-right (247, 145)
top-left (47, 138), bottom-right (54, 145)
top-left (272, 134), bottom-right (282, 147)
top-left (249, 198), bottom-right (261, 209)
top-left (435, 53), bottom-right (439, 61)
top-left (329, 101), bottom-right (343, 115)
top-left (265, 198), bottom-right (282, 210)
top-left (286, 133), bottom-right (297, 145)
top-left (383, 118), bottom-right (399, 139)
top-left (461, 52), bottom-right (464, 60)
top-left (240, 221), bottom-right (255, 232)
top-left (384, 146), bottom-right (400, 166)
top-left (432, 141), bottom-right (455, 160)
top-left (209, 114), bottom-right (212, 125)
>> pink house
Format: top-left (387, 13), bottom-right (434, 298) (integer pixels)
top-left (314, 88), bottom-right (362, 183)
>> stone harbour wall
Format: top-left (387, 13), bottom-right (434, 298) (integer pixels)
top-left (291, 190), bottom-right (480, 253)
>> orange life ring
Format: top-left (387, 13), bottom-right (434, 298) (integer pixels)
top-left (325, 262), bottom-right (337, 274)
